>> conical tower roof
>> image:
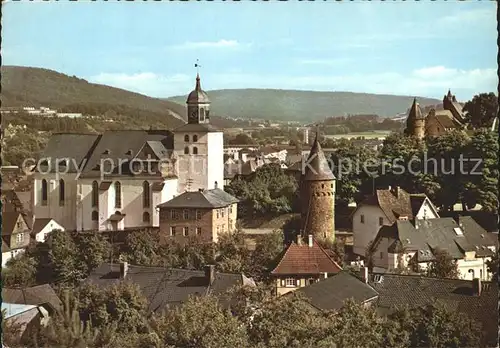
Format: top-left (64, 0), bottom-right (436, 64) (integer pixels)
top-left (408, 98), bottom-right (424, 120)
top-left (303, 131), bottom-right (336, 181)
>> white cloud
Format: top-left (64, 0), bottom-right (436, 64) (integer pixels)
top-left (169, 39), bottom-right (251, 50)
top-left (441, 8), bottom-right (494, 25)
top-left (88, 66), bottom-right (497, 101)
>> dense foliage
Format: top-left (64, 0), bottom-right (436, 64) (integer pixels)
top-left (6, 286), bottom-right (484, 348)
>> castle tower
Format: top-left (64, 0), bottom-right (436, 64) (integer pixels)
top-left (404, 98), bottom-right (425, 140)
top-left (300, 130), bottom-right (336, 241)
top-left (173, 72), bottom-right (224, 192)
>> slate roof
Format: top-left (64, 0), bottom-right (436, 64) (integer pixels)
top-left (1, 212), bottom-right (29, 236)
top-left (294, 271), bottom-right (378, 311)
top-left (433, 111), bottom-right (462, 129)
top-left (357, 187), bottom-right (436, 223)
top-left (2, 284), bottom-right (62, 312)
top-left (84, 263), bottom-right (254, 313)
top-left (271, 239), bottom-right (343, 275)
top-left (408, 98), bottom-right (424, 120)
top-left (31, 218), bottom-right (58, 235)
top-left (2, 191), bottom-right (33, 227)
top-left (157, 188), bottom-right (239, 209)
top-left (36, 133), bottom-right (99, 173)
top-left (174, 123), bottom-right (220, 133)
top-left (372, 216), bottom-right (497, 261)
top-left (369, 273), bottom-right (498, 346)
top-left (186, 74), bottom-right (210, 104)
top-left (302, 133), bottom-right (336, 181)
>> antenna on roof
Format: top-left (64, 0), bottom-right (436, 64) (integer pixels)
top-left (195, 59), bottom-right (201, 75)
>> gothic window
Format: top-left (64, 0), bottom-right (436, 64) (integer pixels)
top-left (59, 179), bottom-right (65, 206)
top-left (184, 147), bottom-right (189, 155)
top-left (193, 135), bottom-right (198, 142)
top-left (193, 147), bottom-right (198, 155)
top-left (184, 134), bottom-right (190, 142)
top-left (91, 211), bottom-right (99, 221)
top-left (143, 181), bottom-right (150, 208)
top-left (41, 179), bottom-right (48, 205)
top-left (114, 181), bottom-right (122, 208)
top-left (92, 181), bottom-right (99, 207)
top-left (143, 212), bottom-right (151, 223)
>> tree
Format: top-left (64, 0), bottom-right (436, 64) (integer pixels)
top-left (153, 295), bottom-right (250, 348)
top-left (49, 230), bottom-right (87, 285)
top-left (426, 248), bottom-right (460, 279)
top-left (486, 251), bottom-right (498, 281)
top-left (215, 231), bottom-right (252, 274)
top-left (250, 229), bottom-right (285, 279)
top-left (316, 237), bottom-right (345, 266)
top-left (463, 92), bottom-right (498, 129)
top-left (122, 228), bottom-right (163, 266)
top-left (75, 231), bottom-right (112, 275)
top-left (1, 254), bottom-right (37, 287)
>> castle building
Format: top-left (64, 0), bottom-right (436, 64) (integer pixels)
top-left (405, 90), bottom-right (465, 140)
top-left (31, 73), bottom-right (225, 232)
top-left (300, 131), bottom-right (336, 241)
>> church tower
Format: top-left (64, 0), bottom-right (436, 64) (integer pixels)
top-left (300, 130), bottom-right (336, 241)
top-left (404, 98), bottom-right (425, 140)
top-left (173, 72), bottom-right (224, 193)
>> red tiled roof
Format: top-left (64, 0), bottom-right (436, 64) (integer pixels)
top-left (271, 239), bottom-right (342, 275)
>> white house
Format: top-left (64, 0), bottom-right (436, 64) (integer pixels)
top-left (31, 218), bottom-right (65, 243)
top-left (369, 216), bottom-right (497, 281)
top-left (352, 186), bottom-right (440, 257)
top-left (31, 73), bottom-right (224, 232)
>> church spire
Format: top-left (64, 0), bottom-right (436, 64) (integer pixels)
top-left (195, 73), bottom-right (201, 91)
top-left (408, 97), bottom-right (423, 120)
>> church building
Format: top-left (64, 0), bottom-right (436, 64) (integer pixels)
top-left (31, 73), bottom-right (225, 232)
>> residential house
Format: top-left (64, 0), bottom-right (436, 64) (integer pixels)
top-left (293, 270), bottom-right (378, 312)
top-left (158, 188), bottom-right (239, 244)
top-left (369, 216), bottom-right (497, 280)
top-left (84, 262), bottom-right (255, 314)
top-left (352, 186), bottom-right (440, 257)
top-left (31, 218), bottom-right (65, 243)
top-left (2, 284), bottom-right (62, 313)
top-left (2, 303), bottom-right (52, 343)
top-left (2, 212), bottom-right (31, 267)
top-left (368, 273), bottom-right (498, 347)
top-left (270, 235), bottom-right (343, 296)
top-left (31, 73), bottom-right (224, 232)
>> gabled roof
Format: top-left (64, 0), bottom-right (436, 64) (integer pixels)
top-left (31, 218), bottom-right (63, 235)
top-left (157, 188), bottom-right (238, 209)
top-left (84, 263), bottom-right (252, 313)
top-left (1, 212), bottom-right (29, 236)
top-left (302, 133), bottom-right (336, 181)
top-left (271, 239), bottom-right (342, 275)
top-left (371, 217), bottom-right (496, 261)
top-left (369, 273), bottom-right (498, 346)
top-left (294, 271), bottom-right (378, 311)
top-left (2, 284), bottom-right (62, 312)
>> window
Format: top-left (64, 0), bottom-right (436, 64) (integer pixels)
top-left (229, 205), bottom-right (232, 214)
top-left (91, 211), bottom-right (99, 221)
top-left (16, 221), bottom-right (22, 229)
top-left (196, 227), bottom-right (202, 235)
top-left (59, 179), bottom-right (65, 206)
top-left (16, 233), bottom-right (24, 244)
top-left (193, 135), bottom-right (198, 142)
top-left (308, 278), bottom-right (315, 285)
top-left (183, 227), bottom-right (189, 236)
top-left (183, 209), bottom-right (189, 220)
top-left (143, 181), bottom-right (150, 208)
top-left (143, 212), bottom-right (151, 223)
top-left (193, 147), bottom-right (198, 155)
top-left (114, 182), bottom-right (122, 208)
top-left (216, 210), bottom-right (220, 219)
top-left (380, 252), bottom-right (383, 259)
top-left (200, 108), bottom-right (205, 121)
top-left (360, 214), bottom-right (365, 223)
top-left (216, 226), bottom-right (220, 234)
top-left (285, 278), bottom-right (296, 287)
top-left (196, 210), bottom-right (202, 220)
top-left (184, 147), bottom-right (189, 154)
top-left (221, 208), bottom-right (225, 218)
top-left (379, 217), bottom-right (384, 226)
top-left (171, 210), bottom-right (179, 220)
top-left (468, 269), bottom-right (475, 278)
top-left (184, 134), bottom-right (190, 142)
top-left (92, 181), bottom-right (99, 207)
top-left (41, 179), bottom-right (48, 205)
top-left (170, 227), bottom-right (176, 236)
top-left (331, 183), bottom-right (334, 188)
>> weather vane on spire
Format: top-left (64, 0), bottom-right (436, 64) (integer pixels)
top-left (195, 59), bottom-right (201, 74)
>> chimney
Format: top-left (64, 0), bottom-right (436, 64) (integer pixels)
top-left (198, 188), bottom-right (204, 192)
top-left (214, 181), bottom-right (218, 189)
top-left (205, 264), bottom-right (215, 286)
top-left (119, 262), bottom-right (128, 279)
top-left (472, 278), bottom-right (481, 296)
top-left (308, 234), bottom-right (313, 247)
top-left (361, 266), bottom-right (369, 284)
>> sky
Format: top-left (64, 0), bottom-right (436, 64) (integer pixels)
top-left (2, 1), bottom-right (498, 100)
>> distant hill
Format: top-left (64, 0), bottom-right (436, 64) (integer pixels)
top-left (1, 66), bottom-right (187, 128)
top-left (167, 89), bottom-right (442, 122)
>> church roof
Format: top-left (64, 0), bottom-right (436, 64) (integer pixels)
top-left (186, 74), bottom-right (210, 104)
top-left (174, 123), bottom-right (220, 133)
top-left (157, 188), bottom-right (239, 209)
top-left (302, 132), bottom-right (336, 181)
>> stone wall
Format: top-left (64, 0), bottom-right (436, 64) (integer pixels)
top-left (300, 179), bottom-right (335, 240)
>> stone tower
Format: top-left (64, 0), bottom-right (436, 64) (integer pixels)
top-left (187, 73), bottom-right (211, 124)
top-left (300, 131), bottom-right (336, 241)
top-left (404, 98), bottom-right (425, 140)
